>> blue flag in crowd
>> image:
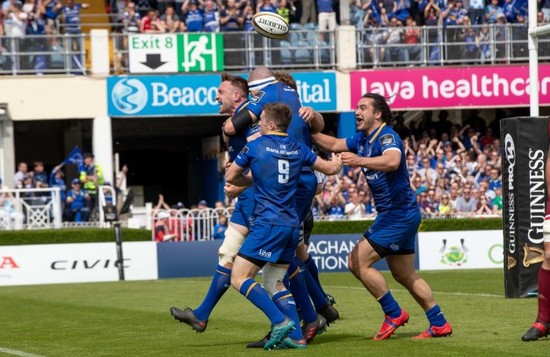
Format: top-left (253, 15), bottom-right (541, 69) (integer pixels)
top-left (63, 147), bottom-right (83, 166)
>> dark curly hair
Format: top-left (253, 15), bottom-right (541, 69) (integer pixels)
top-left (362, 93), bottom-right (392, 124)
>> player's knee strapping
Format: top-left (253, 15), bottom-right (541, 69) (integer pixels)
top-left (262, 264), bottom-right (288, 297)
top-left (218, 225), bottom-right (246, 266)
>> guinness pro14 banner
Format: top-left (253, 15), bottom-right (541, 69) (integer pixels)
top-left (501, 117), bottom-right (548, 298)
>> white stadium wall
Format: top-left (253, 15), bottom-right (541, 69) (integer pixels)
top-left (0, 76), bottom-right (107, 121)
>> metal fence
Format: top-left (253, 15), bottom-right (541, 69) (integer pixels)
top-left (356, 23), bottom-right (550, 68)
top-left (111, 29), bottom-right (336, 73)
top-left (0, 34), bottom-right (87, 75)
top-left (3, 23), bottom-right (547, 76)
top-left (151, 207), bottom-right (234, 242)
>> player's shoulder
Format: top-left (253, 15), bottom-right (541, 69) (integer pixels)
top-left (378, 125), bottom-right (401, 146)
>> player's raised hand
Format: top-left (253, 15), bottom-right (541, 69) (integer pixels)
top-left (298, 106), bottom-right (315, 123)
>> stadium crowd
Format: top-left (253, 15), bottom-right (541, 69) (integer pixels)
top-left (312, 110), bottom-right (503, 220)
top-left (0, 110), bottom-right (504, 236)
top-left (2, 0), bottom-right (550, 72)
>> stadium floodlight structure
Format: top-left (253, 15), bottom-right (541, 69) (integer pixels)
top-left (529, 0), bottom-right (550, 116)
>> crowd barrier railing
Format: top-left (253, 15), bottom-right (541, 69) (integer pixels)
top-left (151, 207), bottom-right (234, 242)
top-left (0, 34), bottom-right (87, 75)
top-left (1, 23), bottom-right (548, 76)
top-left (356, 23), bottom-right (550, 68)
top-left (151, 207), bottom-right (502, 241)
top-left (0, 187), bottom-right (62, 230)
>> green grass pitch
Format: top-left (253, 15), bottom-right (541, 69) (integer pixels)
top-left (0, 269), bottom-right (548, 356)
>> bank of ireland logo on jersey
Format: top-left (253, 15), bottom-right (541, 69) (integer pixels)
top-left (111, 78), bottom-right (148, 115)
top-left (178, 33), bottom-right (224, 72)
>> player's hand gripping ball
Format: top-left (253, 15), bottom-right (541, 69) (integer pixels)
top-left (252, 12), bottom-right (290, 40)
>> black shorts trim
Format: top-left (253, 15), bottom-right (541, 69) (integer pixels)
top-left (364, 235), bottom-right (415, 258)
top-left (237, 253), bottom-right (267, 268)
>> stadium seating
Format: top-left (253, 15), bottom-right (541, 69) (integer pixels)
top-left (279, 40), bottom-right (293, 64)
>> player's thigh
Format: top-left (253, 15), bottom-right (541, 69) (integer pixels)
top-left (349, 237), bottom-right (382, 271)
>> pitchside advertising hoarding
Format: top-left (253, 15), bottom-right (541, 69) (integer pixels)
top-left (501, 117), bottom-right (548, 298)
top-left (0, 242), bottom-right (157, 286)
top-left (107, 72), bottom-right (337, 117)
top-left (156, 232), bottom-right (499, 279)
top-left (0, 232), bottom-right (502, 285)
top-left (418, 231), bottom-right (503, 270)
top-left (350, 65), bottom-right (550, 110)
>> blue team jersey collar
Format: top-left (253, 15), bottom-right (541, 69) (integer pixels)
top-left (266, 131), bottom-right (288, 136)
top-left (249, 77), bottom-right (278, 92)
top-left (367, 122), bottom-right (387, 144)
top-left (235, 100), bottom-right (249, 113)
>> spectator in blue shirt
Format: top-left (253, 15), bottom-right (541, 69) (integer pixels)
top-left (242, 4), bottom-right (254, 31)
top-left (220, 0), bottom-right (242, 31)
top-left (43, 0), bottom-right (63, 23)
top-left (212, 215), bottom-right (228, 239)
top-left (256, 0), bottom-right (276, 13)
top-left (326, 194), bottom-right (345, 220)
top-left (61, 0), bottom-right (89, 34)
top-left (201, 0), bottom-right (219, 32)
top-left (485, 0), bottom-right (503, 24)
top-left (66, 178), bottom-right (90, 222)
top-left (182, 0), bottom-right (203, 31)
top-left (488, 168), bottom-right (502, 191)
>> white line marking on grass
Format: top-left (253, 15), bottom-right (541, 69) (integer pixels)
top-left (329, 285), bottom-right (502, 298)
top-left (0, 347), bottom-right (46, 357)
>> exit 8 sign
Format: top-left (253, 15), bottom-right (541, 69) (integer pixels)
top-left (128, 33), bottom-right (225, 74)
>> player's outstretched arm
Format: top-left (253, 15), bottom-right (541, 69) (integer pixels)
top-left (341, 149), bottom-right (401, 172)
top-left (313, 153), bottom-right (343, 176)
top-left (312, 133), bottom-right (348, 152)
top-left (225, 162), bottom-right (253, 187)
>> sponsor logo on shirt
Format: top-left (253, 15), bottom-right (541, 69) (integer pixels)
top-left (380, 134), bottom-right (395, 146)
top-left (251, 91), bottom-right (265, 103)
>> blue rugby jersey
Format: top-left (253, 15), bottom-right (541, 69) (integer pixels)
top-left (345, 124), bottom-right (417, 213)
top-left (234, 133), bottom-right (317, 227)
top-left (185, 8), bottom-right (204, 32)
top-left (246, 81), bottom-right (312, 149)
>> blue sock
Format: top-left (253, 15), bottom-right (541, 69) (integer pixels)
top-left (273, 290), bottom-right (304, 341)
top-left (304, 255), bottom-right (328, 297)
top-left (239, 278), bottom-right (285, 325)
top-left (426, 304), bottom-right (447, 327)
top-left (287, 260), bottom-right (317, 323)
top-left (193, 265), bottom-right (231, 321)
top-left (296, 257), bottom-right (327, 310)
top-left (377, 291), bottom-right (401, 318)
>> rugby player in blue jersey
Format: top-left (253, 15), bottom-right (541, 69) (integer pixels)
top-left (170, 73), bottom-right (258, 331)
top-left (225, 67), bottom-right (340, 331)
top-left (171, 71), bottom-right (330, 345)
top-left (313, 93), bottom-right (453, 340)
top-left (226, 102), bottom-right (343, 349)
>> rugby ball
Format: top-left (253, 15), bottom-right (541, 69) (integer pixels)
top-left (252, 12), bottom-right (289, 40)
